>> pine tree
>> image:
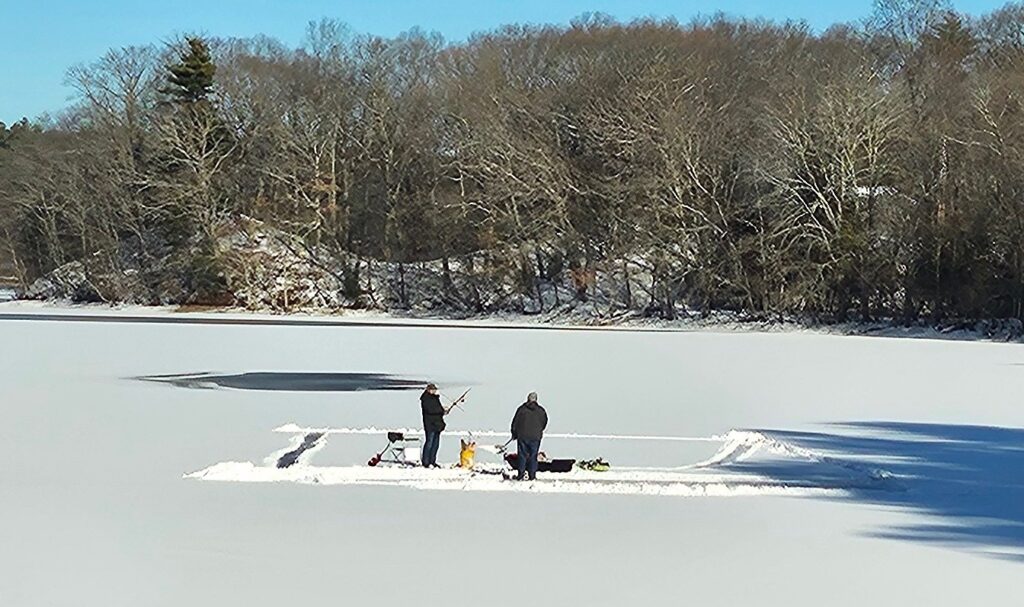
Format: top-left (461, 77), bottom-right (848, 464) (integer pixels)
top-left (923, 13), bottom-right (977, 68)
top-left (163, 37), bottom-right (216, 103)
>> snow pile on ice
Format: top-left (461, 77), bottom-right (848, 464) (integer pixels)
top-left (695, 430), bottom-right (894, 483)
top-left (273, 423), bottom-right (720, 443)
top-left (185, 461), bottom-right (846, 497)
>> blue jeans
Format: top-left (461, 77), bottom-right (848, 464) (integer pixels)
top-left (422, 430), bottom-right (441, 467)
top-left (516, 439), bottom-right (542, 480)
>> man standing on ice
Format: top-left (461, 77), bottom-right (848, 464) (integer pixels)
top-left (420, 383), bottom-right (447, 468)
top-left (511, 392), bottom-right (548, 481)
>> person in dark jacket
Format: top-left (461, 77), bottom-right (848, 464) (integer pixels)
top-left (510, 392), bottom-right (548, 480)
top-left (420, 383), bottom-right (447, 467)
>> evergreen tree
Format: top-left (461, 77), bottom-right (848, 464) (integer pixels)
top-left (923, 12), bottom-right (977, 68)
top-left (162, 37), bottom-right (216, 103)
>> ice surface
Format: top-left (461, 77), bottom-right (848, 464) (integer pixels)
top-left (2, 304), bottom-right (1023, 606)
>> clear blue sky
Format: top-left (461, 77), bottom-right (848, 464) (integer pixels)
top-left (0, 0), bottom-right (1011, 123)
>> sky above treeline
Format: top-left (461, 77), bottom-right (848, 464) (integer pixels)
top-left (0, 0), bottom-right (1013, 124)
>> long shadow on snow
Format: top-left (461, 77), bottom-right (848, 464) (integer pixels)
top-left (733, 422), bottom-right (1024, 561)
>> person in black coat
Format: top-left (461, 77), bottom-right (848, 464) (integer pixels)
top-left (511, 392), bottom-right (548, 480)
top-left (420, 383), bottom-right (447, 467)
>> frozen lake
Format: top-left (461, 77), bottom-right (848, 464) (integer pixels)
top-left (1, 306), bottom-right (1022, 606)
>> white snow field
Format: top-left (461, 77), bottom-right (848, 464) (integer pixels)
top-left (2, 304), bottom-right (1023, 606)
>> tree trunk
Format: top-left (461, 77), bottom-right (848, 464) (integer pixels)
top-left (398, 262), bottom-right (409, 309)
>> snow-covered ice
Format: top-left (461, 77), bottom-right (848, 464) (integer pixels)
top-left (2, 304), bottom-right (1023, 606)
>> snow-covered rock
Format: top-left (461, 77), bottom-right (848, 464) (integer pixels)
top-left (25, 261), bottom-right (101, 302)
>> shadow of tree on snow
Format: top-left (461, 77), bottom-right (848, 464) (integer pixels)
top-left (732, 422), bottom-right (1024, 561)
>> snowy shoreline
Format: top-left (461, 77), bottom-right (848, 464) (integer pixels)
top-left (2, 298), bottom-right (1023, 344)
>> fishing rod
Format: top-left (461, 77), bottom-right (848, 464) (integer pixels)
top-left (443, 387), bottom-right (471, 414)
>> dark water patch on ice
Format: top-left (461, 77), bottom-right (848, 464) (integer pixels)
top-left (276, 432), bottom-right (325, 468)
top-left (733, 422), bottom-right (1024, 562)
top-left (136, 371), bottom-right (427, 392)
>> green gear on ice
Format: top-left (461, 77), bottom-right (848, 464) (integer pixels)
top-left (577, 458), bottom-right (611, 472)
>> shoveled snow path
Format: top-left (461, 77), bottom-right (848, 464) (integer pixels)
top-left (188, 428), bottom-right (899, 496)
top-left (273, 422), bottom-right (721, 442)
top-left (186, 461), bottom-right (863, 496)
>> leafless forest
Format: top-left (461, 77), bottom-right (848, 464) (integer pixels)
top-left (4, 1), bottom-right (1024, 324)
